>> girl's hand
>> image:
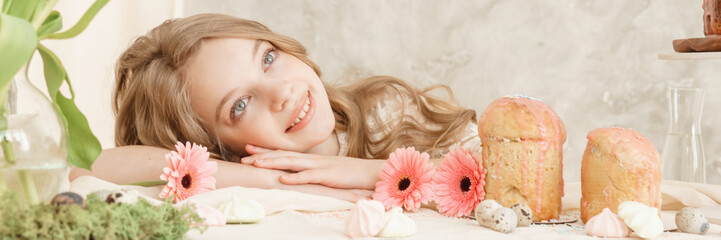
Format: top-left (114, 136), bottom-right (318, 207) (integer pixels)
top-left (241, 144), bottom-right (384, 190)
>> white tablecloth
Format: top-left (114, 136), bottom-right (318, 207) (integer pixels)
top-left (70, 176), bottom-right (721, 239)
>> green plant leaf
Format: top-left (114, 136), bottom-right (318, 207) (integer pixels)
top-left (37, 44), bottom-right (100, 170)
top-left (126, 180), bottom-right (168, 187)
top-left (0, 12), bottom-right (37, 93)
top-left (2, 0), bottom-right (41, 21)
top-left (55, 94), bottom-right (101, 170)
top-left (36, 44), bottom-right (62, 99)
top-left (36, 10), bottom-right (60, 39)
top-left (47, 0), bottom-right (107, 39)
top-left (1, 0), bottom-right (10, 13)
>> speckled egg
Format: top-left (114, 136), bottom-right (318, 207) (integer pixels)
top-left (89, 190), bottom-right (113, 200)
top-left (675, 207), bottom-right (709, 234)
top-left (105, 189), bottom-right (140, 204)
top-left (510, 204), bottom-right (533, 227)
top-left (490, 207), bottom-right (518, 233)
top-left (51, 192), bottom-right (85, 208)
top-left (475, 199), bottom-right (502, 227)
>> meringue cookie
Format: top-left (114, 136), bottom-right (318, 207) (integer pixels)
top-left (189, 202), bottom-right (226, 227)
top-left (345, 199), bottom-right (387, 238)
top-left (675, 207), bottom-right (709, 234)
top-left (585, 208), bottom-right (631, 238)
top-left (617, 201), bottom-right (663, 239)
top-left (218, 196), bottom-right (265, 224)
top-left (475, 199), bottom-right (503, 227)
top-left (377, 207), bottom-right (416, 238)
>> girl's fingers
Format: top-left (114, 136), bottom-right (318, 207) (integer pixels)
top-left (241, 149), bottom-right (299, 164)
top-left (246, 156), bottom-right (321, 172)
top-left (245, 144), bottom-right (273, 155)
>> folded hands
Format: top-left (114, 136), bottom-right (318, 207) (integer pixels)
top-left (240, 144), bottom-right (385, 202)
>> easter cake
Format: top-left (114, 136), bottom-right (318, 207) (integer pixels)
top-left (478, 95), bottom-right (566, 221)
top-left (580, 127), bottom-right (662, 223)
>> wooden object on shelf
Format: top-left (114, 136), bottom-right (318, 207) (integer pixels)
top-left (704, 0), bottom-right (721, 36)
top-left (673, 36), bottom-right (721, 52)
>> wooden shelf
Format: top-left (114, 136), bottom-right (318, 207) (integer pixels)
top-left (658, 52), bottom-right (721, 60)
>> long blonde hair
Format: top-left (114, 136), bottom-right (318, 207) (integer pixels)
top-left (114, 13), bottom-right (476, 160)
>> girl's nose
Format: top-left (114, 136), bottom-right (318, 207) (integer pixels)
top-left (262, 80), bottom-right (291, 112)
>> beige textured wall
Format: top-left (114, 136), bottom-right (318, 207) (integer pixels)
top-left (28, 1), bottom-right (721, 183)
top-left (184, 0), bottom-right (721, 183)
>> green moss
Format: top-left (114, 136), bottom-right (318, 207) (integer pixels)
top-left (0, 192), bottom-right (204, 239)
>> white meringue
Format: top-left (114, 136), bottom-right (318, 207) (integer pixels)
top-left (218, 196), bottom-right (265, 224)
top-left (377, 207), bottom-right (416, 238)
top-left (345, 199), bottom-right (387, 238)
top-left (585, 208), bottom-right (630, 238)
top-left (617, 201), bottom-right (663, 239)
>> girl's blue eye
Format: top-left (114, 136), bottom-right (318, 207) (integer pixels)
top-left (231, 97), bottom-right (249, 120)
top-left (263, 49), bottom-right (276, 69)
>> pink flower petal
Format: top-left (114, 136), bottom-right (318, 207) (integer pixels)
top-left (159, 141), bottom-right (218, 203)
top-left (432, 147), bottom-right (487, 217)
top-left (372, 147), bottom-right (435, 211)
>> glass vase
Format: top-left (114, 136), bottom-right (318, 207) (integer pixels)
top-left (0, 64), bottom-right (68, 204)
top-left (661, 86), bottom-right (706, 183)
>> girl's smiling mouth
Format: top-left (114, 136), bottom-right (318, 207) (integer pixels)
top-left (285, 91), bottom-right (314, 133)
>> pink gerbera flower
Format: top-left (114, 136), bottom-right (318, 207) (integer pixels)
top-left (372, 147), bottom-right (435, 211)
top-left (160, 142), bottom-right (218, 203)
top-left (432, 147), bottom-right (486, 217)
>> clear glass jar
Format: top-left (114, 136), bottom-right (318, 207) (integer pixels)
top-left (661, 86), bottom-right (706, 183)
top-left (0, 64), bottom-right (68, 203)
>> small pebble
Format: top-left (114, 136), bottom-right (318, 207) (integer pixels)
top-left (475, 199), bottom-right (502, 227)
top-left (510, 203), bottom-right (533, 227)
top-left (51, 192), bottom-right (85, 208)
top-left (675, 207), bottom-right (709, 234)
top-left (105, 189), bottom-right (140, 204)
top-left (490, 207), bottom-right (518, 233)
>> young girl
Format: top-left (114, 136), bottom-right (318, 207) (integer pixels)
top-left (70, 13), bottom-right (480, 202)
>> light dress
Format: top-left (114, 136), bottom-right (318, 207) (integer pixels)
top-left (335, 89), bottom-right (481, 158)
